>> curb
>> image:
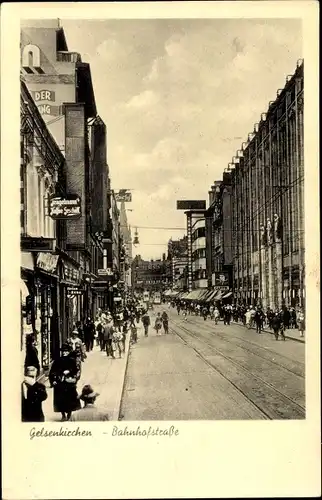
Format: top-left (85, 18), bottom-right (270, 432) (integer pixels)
top-left (113, 331), bottom-right (132, 421)
top-left (231, 321), bottom-right (305, 344)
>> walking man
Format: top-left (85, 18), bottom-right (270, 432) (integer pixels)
top-left (161, 311), bottom-right (169, 334)
top-left (141, 310), bottom-right (151, 337)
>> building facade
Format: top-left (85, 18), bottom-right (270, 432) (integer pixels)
top-left (205, 173), bottom-right (233, 299)
top-left (191, 214), bottom-right (207, 289)
top-left (231, 60), bottom-right (304, 309)
top-left (131, 256), bottom-right (169, 293)
top-left (21, 79), bottom-right (67, 375)
top-left (20, 20), bottom-right (119, 374)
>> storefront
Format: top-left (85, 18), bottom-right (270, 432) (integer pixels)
top-left (21, 252), bottom-right (35, 375)
top-left (59, 256), bottom-right (83, 340)
top-left (34, 252), bottom-right (60, 371)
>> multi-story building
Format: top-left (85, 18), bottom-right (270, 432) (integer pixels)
top-left (20, 19), bottom-right (114, 340)
top-left (20, 80), bottom-right (68, 375)
top-left (131, 256), bottom-right (169, 293)
top-left (231, 60), bottom-right (304, 309)
top-left (191, 214), bottom-right (207, 289)
top-left (167, 236), bottom-right (188, 289)
top-left (119, 200), bottom-right (133, 292)
top-left (205, 173), bottom-right (233, 301)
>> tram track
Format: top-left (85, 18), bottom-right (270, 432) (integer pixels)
top-left (183, 317), bottom-right (305, 379)
top-left (170, 320), bottom-right (305, 420)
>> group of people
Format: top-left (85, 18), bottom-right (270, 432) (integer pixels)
top-left (169, 298), bottom-right (305, 339)
top-left (21, 312), bottom-right (115, 423)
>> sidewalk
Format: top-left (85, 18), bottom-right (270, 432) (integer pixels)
top-left (42, 327), bottom-right (133, 422)
top-left (231, 321), bottom-right (305, 343)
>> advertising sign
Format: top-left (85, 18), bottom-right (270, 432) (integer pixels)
top-left (177, 200), bottom-right (206, 210)
top-left (36, 253), bottom-right (59, 274)
top-left (212, 272), bottom-right (229, 287)
top-left (49, 195), bottom-right (81, 219)
top-left (98, 268), bottom-right (113, 276)
top-left (115, 190), bottom-right (132, 202)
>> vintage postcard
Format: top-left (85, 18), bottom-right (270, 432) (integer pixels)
top-left (1, 1), bottom-right (320, 498)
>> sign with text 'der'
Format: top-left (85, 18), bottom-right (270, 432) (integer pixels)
top-left (49, 195), bottom-right (81, 219)
top-left (176, 200), bottom-right (206, 210)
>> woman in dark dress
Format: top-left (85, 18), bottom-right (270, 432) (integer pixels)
top-left (22, 366), bottom-right (47, 422)
top-left (49, 343), bottom-right (81, 421)
top-left (24, 335), bottom-right (40, 377)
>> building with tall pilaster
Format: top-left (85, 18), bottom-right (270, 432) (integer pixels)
top-left (231, 60), bottom-right (304, 309)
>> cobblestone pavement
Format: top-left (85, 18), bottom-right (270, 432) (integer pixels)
top-left (120, 307), bottom-right (305, 421)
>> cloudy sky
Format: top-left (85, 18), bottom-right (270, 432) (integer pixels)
top-left (62, 18), bottom-right (302, 260)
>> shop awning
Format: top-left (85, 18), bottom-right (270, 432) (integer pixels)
top-left (213, 290), bottom-right (225, 301)
top-left (205, 290), bottom-right (218, 302)
top-left (198, 289), bottom-right (210, 301)
top-left (222, 291), bottom-right (233, 299)
top-left (20, 279), bottom-right (30, 305)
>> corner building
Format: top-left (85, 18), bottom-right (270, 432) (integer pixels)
top-left (231, 60), bottom-right (304, 309)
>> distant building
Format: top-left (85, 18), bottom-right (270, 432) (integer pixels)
top-left (131, 256), bottom-right (169, 293)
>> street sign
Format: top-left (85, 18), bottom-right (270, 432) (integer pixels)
top-left (177, 200), bottom-right (206, 210)
top-left (49, 195), bottom-right (81, 219)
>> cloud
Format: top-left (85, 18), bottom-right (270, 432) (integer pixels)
top-left (63, 19), bottom-right (302, 259)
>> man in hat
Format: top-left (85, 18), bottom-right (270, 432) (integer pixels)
top-left (22, 366), bottom-right (48, 422)
top-left (69, 385), bottom-right (109, 421)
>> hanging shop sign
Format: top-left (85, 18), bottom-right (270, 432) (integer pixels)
top-left (67, 286), bottom-right (84, 298)
top-left (21, 237), bottom-right (55, 252)
top-left (49, 195), bottom-right (81, 220)
top-left (212, 272), bottom-right (229, 287)
top-left (114, 190), bottom-right (132, 202)
top-left (177, 200), bottom-right (206, 210)
top-left (36, 253), bottom-right (59, 274)
top-left (62, 261), bottom-right (81, 284)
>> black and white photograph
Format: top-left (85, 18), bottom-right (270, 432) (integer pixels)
top-left (1, 1), bottom-right (320, 498)
top-left (19, 14), bottom-right (306, 423)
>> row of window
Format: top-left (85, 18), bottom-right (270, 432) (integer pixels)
top-left (191, 226), bottom-right (205, 242)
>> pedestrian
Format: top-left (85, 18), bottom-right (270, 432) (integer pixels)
top-left (141, 310), bottom-right (151, 337)
top-left (271, 312), bottom-right (285, 341)
top-left (112, 328), bottom-right (123, 359)
top-left (254, 308), bottom-right (264, 334)
top-left (70, 328), bottom-right (83, 351)
top-left (24, 334), bottom-right (40, 377)
top-left (70, 385), bottom-right (109, 422)
top-left (49, 343), bottom-right (81, 421)
top-left (154, 312), bottom-right (163, 335)
top-left (202, 306), bottom-right (208, 321)
top-left (130, 323), bottom-right (138, 344)
top-left (176, 303), bottom-right (181, 315)
top-left (297, 308), bottom-right (305, 337)
top-left (161, 311), bottom-right (169, 334)
top-left (245, 308), bottom-right (252, 329)
top-left (84, 317), bottom-right (95, 352)
top-left (103, 317), bottom-right (115, 357)
top-left (209, 304), bottom-right (214, 320)
top-left (22, 366), bottom-right (47, 422)
top-left (96, 320), bottom-right (104, 351)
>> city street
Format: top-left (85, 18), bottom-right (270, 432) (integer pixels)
top-left (120, 306), bottom-right (305, 420)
